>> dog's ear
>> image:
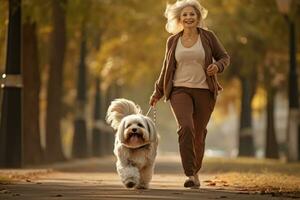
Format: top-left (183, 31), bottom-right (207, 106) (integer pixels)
top-left (116, 119), bottom-right (125, 142)
top-left (144, 116), bottom-right (157, 142)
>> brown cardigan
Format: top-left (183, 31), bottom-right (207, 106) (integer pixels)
top-left (151, 27), bottom-right (230, 101)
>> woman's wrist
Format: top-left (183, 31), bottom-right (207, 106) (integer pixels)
top-left (213, 63), bottom-right (219, 72)
top-left (214, 63), bottom-right (223, 73)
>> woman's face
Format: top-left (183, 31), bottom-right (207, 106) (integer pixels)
top-left (179, 6), bottom-right (199, 29)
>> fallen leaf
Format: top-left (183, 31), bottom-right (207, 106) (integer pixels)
top-left (0, 189), bottom-right (10, 194)
top-left (53, 194), bottom-right (63, 197)
top-left (206, 182), bottom-right (216, 186)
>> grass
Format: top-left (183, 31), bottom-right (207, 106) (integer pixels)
top-left (201, 157), bottom-right (300, 197)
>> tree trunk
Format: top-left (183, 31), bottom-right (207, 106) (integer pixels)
top-left (265, 87), bottom-right (279, 158)
top-left (22, 20), bottom-right (44, 165)
top-left (72, 26), bottom-right (88, 158)
top-left (264, 66), bottom-right (279, 159)
top-left (92, 78), bottom-right (103, 156)
top-left (104, 85), bottom-right (115, 155)
top-left (238, 76), bottom-right (255, 157)
top-left (45, 0), bottom-right (67, 163)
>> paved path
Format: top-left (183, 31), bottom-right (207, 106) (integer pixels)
top-left (0, 155), bottom-right (287, 200)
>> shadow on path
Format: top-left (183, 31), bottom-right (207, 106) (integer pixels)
top-left (1, 182), bottom-right (279, 200)
top-left (0, 155), bottom-right (290, 199)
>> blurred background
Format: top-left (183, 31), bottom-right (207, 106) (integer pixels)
top-left (0, 0), bottom-right (300, 167)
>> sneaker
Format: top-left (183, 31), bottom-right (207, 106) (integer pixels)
top-left (184, 176), bottom-right (195, 188)
top-left (193, 174), bottom-right (200, 188)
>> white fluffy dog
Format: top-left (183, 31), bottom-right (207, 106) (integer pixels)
top-left (106, 98), bottom-right (158, 189)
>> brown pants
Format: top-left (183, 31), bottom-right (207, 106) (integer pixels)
top-left (170, 87), bottom-right (216, 176)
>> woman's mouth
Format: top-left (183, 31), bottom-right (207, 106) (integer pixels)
top-left (184, 20), bottom-right (195, 25)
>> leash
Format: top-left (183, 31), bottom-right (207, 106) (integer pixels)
top-left (145, 106), bottom-right (157, 125)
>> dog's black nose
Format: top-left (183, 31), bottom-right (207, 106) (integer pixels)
top-left (132, 128), bottom-right (137, 132)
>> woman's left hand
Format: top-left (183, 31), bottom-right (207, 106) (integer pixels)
top-left (206, 64), bottom-right (219, 76)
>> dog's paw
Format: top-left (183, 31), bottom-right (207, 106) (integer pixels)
top-left (125, 181), bottom-right (136, 188)
top-left (124, 178), bottom-right (138, 189)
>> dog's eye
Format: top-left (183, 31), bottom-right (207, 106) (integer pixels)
top-left (125, 123), bottom-right (131, 129)
top-left (137, 123), bottom-right (144, 128)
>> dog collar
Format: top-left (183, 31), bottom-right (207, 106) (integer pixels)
top-left (121, 142), bottom-right (151, 150)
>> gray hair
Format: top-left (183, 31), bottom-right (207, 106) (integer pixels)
top-left (164, 0), bottom-right (208, 34)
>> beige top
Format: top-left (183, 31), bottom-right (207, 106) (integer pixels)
top-left (173, 35), bottom-right (209, 89)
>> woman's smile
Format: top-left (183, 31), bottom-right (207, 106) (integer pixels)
top-left (184, 20), bottom-right (196, 24)
top-left (180, 6), bottom-right (199, 28)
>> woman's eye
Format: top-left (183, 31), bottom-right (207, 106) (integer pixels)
top-left (182, 13), bottom-right (187, 17)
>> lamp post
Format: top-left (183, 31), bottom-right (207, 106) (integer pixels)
top-left (276, 0), bottom-right (299, 161)
top-left (0, 0), bottom-right (22, 168)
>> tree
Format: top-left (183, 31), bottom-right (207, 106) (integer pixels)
top-left (207, 0), bottom-right (260, 156)
top-left (45, 0), bottom-right (67, 163)
top-left (72, 24), bottom-right (88, 158)
top-left (206, 0), bottom-right (291, 157)
top-left (22, 18), bottom-right (44, 165)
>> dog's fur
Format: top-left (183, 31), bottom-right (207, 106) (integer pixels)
top-left (106, 98), bottom-right (158, 189)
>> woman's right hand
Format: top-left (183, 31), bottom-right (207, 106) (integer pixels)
top-left (149, 96), bottom-right (159, 107)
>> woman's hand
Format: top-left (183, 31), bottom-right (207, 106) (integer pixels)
top-left (206, 64), bottom-right (219, 76)
top-left (149, 96), bottom-right (159, 107)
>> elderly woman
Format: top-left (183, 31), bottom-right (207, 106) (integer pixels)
top-left (149, 0), bottom-right (230, 188)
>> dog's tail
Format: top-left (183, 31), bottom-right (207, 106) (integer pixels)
top-left (106, 98), bottom-right (141, 130)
